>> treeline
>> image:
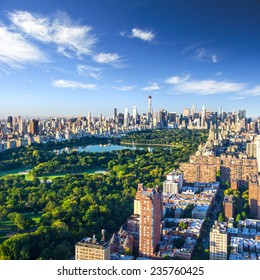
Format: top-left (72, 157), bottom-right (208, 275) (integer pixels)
top-left (28, 151), bottom-right (115, 177)
top-left (121, 129), bottom-right (208, 147)
top-left (0, 129), bottom-right (207, 259)
top-left (0, 136), bottom-right (118, 172)
top-left (218, 188), bottom-right (249, 224)
top-left (0, 173), bottom-right (134, 259)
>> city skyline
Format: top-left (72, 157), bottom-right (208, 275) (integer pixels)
top-left (1, 0), bottom-right (260, 116)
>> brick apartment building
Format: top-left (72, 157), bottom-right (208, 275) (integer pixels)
top-left (138, 186), bottom-right (163, 258)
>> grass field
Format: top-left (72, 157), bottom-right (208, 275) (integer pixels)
top-left (0, 218), bottom-right (15, 244)
top-left (0, 167), bottom-right (108, 181)
top-left (0, 167), bottom-right (32, 177)
top-left (0, 213), bottom-right (43, 244)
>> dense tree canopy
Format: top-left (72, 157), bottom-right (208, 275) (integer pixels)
top-left (0, 129), bottom-right (208, 259)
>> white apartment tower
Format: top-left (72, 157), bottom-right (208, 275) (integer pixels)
top-left (163, 171), bottom-right (183, 194)
top-left (210, 221), bottom-right (228, 260)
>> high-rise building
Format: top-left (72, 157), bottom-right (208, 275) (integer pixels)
top-left (118, 113), bottom-right (124, 125)
top-left (201, 105), bottom-right (206, 128)
top-left (192, 104), bottom-right (196, 115)
top-left (256, 135), bottom-right (260, 173)
top-left (179, 161), bottom-right (216, 183)
top-left (246, 142), bottom-right (257, 158)
top-left (132, 106), bottom-right (137, 124)
top-left (75, 235), bottom-right (110, 260)
top-left (29, 119), bottom-right (39, 135)
top-left (18, 119), bottom-right (25, 134)
top-left (134, 183), bottom-right (143, 215)
top-left (248, 175), bottom-right (260, 219)
top-left (183, 108), bottom-right (190, 117)
top-left (220, 157), bottom-right (258, 189)
top-left (87, 112), bottom-right (91, 131)
top-left (148, 95), bottom-right (152, 124)
top-left (168, 112), bottom-right (176, 123)
top-left (139, 186), bottom-right (163, 258)
top-left (113, 108), bottom-right (117, 120)
top-left (210, 221), bottom-right (228, 260)
top-left (7, 116), bottom-right (13, 126)
top-left (238, 109), bottom-right (246, 120)
top-left (158, 109), bottom-right (167, 128)
top-left (124, 108), bottom-right (129, 125)
top-left (223, 195), bottom-right (235, 220)
top-left (163, 170), bottom-right (183, 194)
top-left (148, 95), bottom-right (152, 114)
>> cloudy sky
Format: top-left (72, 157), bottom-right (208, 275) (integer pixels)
top-left (0, 0), bottom-right (260, 117)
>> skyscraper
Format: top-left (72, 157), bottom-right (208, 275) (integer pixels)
top-left (124, 107), bottom-right (129, 125)
top-left (201, 104), bottom-right (206, 128)
top-left (132, 106), bottom-right (137, 124)
top-left (183, 108), bottom-right (190, 117)
top-left (113, 108), bottom-right (117, 121)
top-left (148, 95), bottom-right (152, 114)
top-left (192, 104), bottom-right (196, 115)
top-left (87, 112), bottom-right (91, 131)
top-left (29, 119), bottom-right (39, 135)
top-left (139, 186), bottom-right (163, 258)
top-left (7, 116), bottom-right (13, 126)
top-left (256, 135), bottom-right (260, 173)
top-left (148, 95), bottom-right (152, 124)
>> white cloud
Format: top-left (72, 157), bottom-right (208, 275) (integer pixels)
top-left (77, 64), bottom-right (102, 79)
top-left (211, 54), bottom-right (218, 63)
top-left (112, 85), bottom-right (135, 91)
top-left (0, 25), bottom-right (46, 68)
top-left (230, 96), bottom-right (245, 100)
top-left (195, 48), bottom-right (218, 63)
top-left (182, 43), bottom-right (198, 54)
top-left (172, 79), bottom-right (246, 95)
top-left (165, 75), bottom-right (190, 84)
top-left (8, 11), bottom-right (97, 58)
top-left (131, 28), bottom-right (155, 42)
top-left (243, 86), bottom-right (260, 96)
top-left (142, 82), bottom-right (160, 91)
top-left (93, 52), bottom-right (122, 67)
top-left (53, 79), bottom-right (97, 89)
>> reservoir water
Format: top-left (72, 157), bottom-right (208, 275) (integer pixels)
top-left (53, 144), bottom-right (141, 154)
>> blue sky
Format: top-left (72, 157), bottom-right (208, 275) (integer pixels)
top-left (0, 0), bottom-right (260, 117)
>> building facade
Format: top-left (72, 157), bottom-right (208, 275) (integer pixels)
top-left (224, 195), bottom-right (235, 220)
top-left (75, 236), bottom-right (110, 260)
top-left (139, 187), bottom-right (163, 258)
top-left (248, 175), bottom-right (260, 219)
top-left (163, 170), bottom-right (183, 194)
top-left (210, 221), bottom-right (228, 260)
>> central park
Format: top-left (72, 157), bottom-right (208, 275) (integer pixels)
top-left (0, 129), bottom-right (208, 259)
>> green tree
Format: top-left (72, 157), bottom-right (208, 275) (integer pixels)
top-left (218, 212), bottom-right (225, 222)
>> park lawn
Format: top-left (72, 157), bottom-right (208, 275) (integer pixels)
top-left (0, 167), bottom-right (108, 182)
top-left (0, 218), bottom-right (15, 244)
top-left (0, 213), bottom-right (42, 244)
top-left (0, 166), bottom-right (32, 177)
top-left (25, 213), bottom-right (42, 224)
top-left (0, 218), bottom-right (14, 231)
top-left (25, 167), bottom-right (108, 180)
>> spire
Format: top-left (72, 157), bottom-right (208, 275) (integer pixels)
top-left (118, 226), bottom-right (124, 235)
top-left (110, 233), bottom-right (117, 244)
